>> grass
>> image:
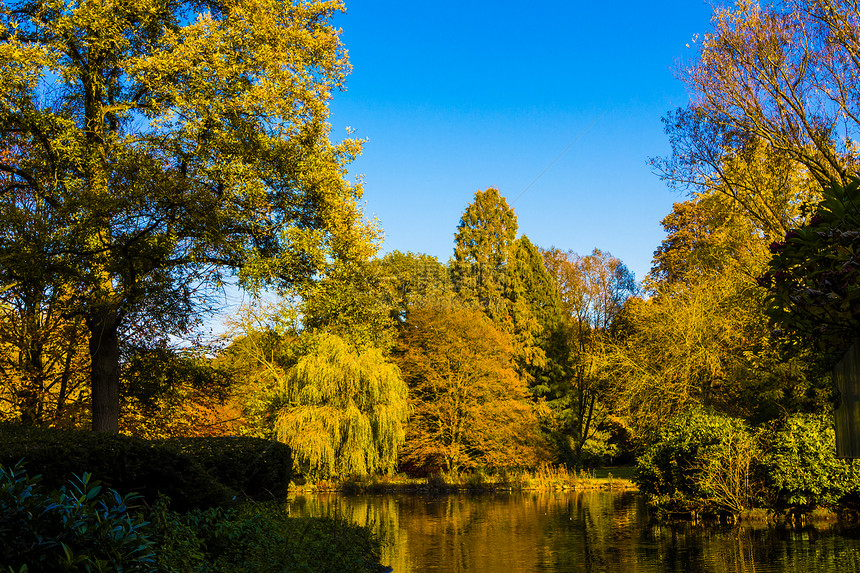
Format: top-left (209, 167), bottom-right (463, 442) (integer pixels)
top-left (290, 464), bottom-right (637, 494)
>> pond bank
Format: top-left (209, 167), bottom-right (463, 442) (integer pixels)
top-left (290, 465), bottom-right (638, 495)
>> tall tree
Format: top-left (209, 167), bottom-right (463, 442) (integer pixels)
top-left (541, 248), bottom-right (637, 459)
top-left (506, 236), bottom-right (564, 391)
top-left (680, 0), bottom-right (860, 185)
top-left (0, 0), bottom-right (372, 431)
top-left (452, 188), bottom-right (518, 317)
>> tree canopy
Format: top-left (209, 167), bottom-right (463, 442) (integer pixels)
top-left (0, 0), bottom-right (373, 431)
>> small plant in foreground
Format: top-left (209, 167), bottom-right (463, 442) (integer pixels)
top-left (0, 462), bottom-right (155, 572)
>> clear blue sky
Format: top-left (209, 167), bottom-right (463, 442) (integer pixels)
top-left (327, 1), bottom-right (721, 283)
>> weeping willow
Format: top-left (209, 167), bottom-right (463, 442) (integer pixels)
top-left (276, 334), bottom-right (408, 479)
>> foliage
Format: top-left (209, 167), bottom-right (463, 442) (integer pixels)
top-left (636, 409), bottom-right (860, 514)
top-left (0, 291), bottom-right (90, 428)
top-left (298, 259), bottom-right (397, 351)
top-left (161, 437), bottom-right (291, 503)
top-left (452, 187), bottom-right (518, 317)
top-left (679, 0), bottom-right (860, 185)
top-left (120, 346), bottom-right (236, 439)
top-left (218, 301), bottom-right (306, 439)
top-left (647, 194), bottom-right (768, 289)
top-left (653, 111), bottom-right (820, 242)
top-left (761, 175), bottom-right (860, 365)
top-left (757, 413), bottom-right (860, 509)
top-left (0, 462), bottom-right (155, 572)
top-left (635, 409), bottom-right (762, 513)
top-left (275, 334), bottom-right (408, 480)
top-left (540, 247), bottom-right (637, 460)
top-left (0, 423), bottom-right (236, 511)
top-left (0, 462), bottom-right (383, 573)
top-left (505, 236), bottom-right (563, 388)
top-left (0, 0), bottom-right (373, 432)
top-left (395, 303), bottom-right (549, 474)
top-left (150, 501), bottom-right (383, 573)
top-left (372, 251), bottom-right (453, 325)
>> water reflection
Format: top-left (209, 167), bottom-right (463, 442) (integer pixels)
top-left (285, 491), bottom-right (860, 572)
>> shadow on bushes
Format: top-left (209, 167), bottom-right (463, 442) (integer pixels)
top-left (0, 424), bottom-right (291, 511)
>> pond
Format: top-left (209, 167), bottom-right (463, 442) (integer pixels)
top-left (285, 490), bottom-right (860, 572)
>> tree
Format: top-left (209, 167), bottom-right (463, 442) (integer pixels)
top-left (506, 236), bottom-right (565, 392)
top-left (680, 0), bottom-right (860, 185)
top-left (541, 248), bottom-right (637, 460)
top-left (610, 191), bottom-right (830, 442)
top-left (654, 111), bottom-right (820, 243)
top-left (0, 293), bottom-right (89, 427)
top-left (761, 175), bottom-right (860, 365)
top-left (0, 0), bottom-right (372, 431)
top-left (275, 334), bottom-right (408, 479)
top-left (299, 258), bottom-right (397, 351)
top-left (647, 192), bottom-right (765, 289)
top-left (452, 188), bottom-right (518, 317)
top-left (371, 251), bottom-right (453, 325)
top-left (395, 303), bottom-right (548, 474)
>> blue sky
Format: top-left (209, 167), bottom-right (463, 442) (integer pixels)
top-left (327, 1), bottom-right (721, 282)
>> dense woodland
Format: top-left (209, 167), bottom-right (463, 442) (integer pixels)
top-left (2, 0), bottom-right (860, 517)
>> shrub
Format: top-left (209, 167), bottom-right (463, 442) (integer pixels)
top-left (757, 413), bottom-right (860, 509)
top-left (161, 437), bottom-right (292, 501)
top-left (149, 501), bottom-right (383, 573)
top-left (0, 462), bottom-right (155, 572)
top-left (635, 408), bottom-right (761, 512)
top-left (0, 423), bottom-right (234, 511)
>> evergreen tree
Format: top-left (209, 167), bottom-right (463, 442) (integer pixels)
top-left (452, 188), bottom-right (518, 318)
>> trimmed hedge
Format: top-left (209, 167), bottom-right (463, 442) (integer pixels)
top-left (162, 436), bottom-right (292, 501)
top-left (0, 424), bottom-right (291, 511)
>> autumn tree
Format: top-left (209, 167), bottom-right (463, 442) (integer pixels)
top-left (0, 0), bottom-right (372, 431)
top-left (610, 191), bottom-right (830, 442)
top-left (0, 293), bottom-right (89, 427)
top-left (679, 0), bottom-right (860, 186)
top-left (541, 248), bottom-right (637, 460)
top-left (371, 251), bottom-right (453, 325)
top-left (395, 303), bottom-right (548, 474)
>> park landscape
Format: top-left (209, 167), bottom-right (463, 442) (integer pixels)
top-left (2, 0), bottom-right (860, 571)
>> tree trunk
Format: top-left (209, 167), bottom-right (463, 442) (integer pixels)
top-left (88, 311), bottom-right (121, 433)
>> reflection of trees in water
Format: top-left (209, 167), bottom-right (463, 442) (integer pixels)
top-left (286, 492), bottom-right (860, 573)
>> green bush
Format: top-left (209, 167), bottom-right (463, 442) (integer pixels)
top-left (0, 462), bottom-right (155, 572)
top-left (635, 408), bottom-right (761, 512)
top-left (161, 437), bottom-right (291, 501)
top-left (758, 413), bottom-right (860, 508)
top-left (0, 424), bottom-right (234, 511)
top-left (637, 409), bottom-right (860, 514)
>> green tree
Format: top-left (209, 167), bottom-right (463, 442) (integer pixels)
top-left (371, 251), bottom-right (453, 325)
top-left (299, 259), bottom-right (397, 351)
top-left (506, 236), bottom-right (565, 391)
top-left (761, 175), bottom-right (860, 364)
top-left (275, 334), bottom-right (408, 479)
top-left (0, 0), bottom-right (372, 431)
top-left (452, 188), bottom-right (518, 317)
top-left (395, 303), bottom-right (548, 474)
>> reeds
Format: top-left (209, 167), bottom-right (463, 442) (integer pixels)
top-left (289, 465), bottom-right (636, 494)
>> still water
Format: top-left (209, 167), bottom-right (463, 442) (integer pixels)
top-left (286, 490), bottom-right (860, 573)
